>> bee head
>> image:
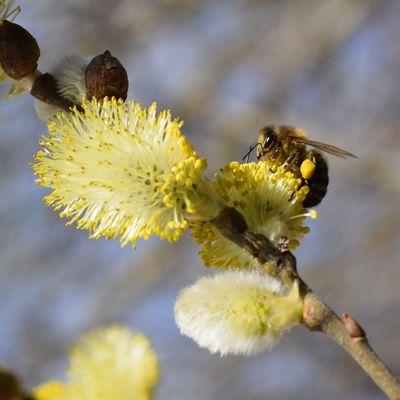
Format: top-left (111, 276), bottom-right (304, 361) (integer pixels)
top-left (242, 125), bottom-right (280, 163)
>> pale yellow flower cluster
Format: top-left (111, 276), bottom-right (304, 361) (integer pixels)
top-left (33, 97), bottom-right (221, 246)
top-left (191, 161), bottom-right (314, 269)
top-left (175, 270), bottom-right (303, 355)
top-left (34, 326), bottom-right (159, 400)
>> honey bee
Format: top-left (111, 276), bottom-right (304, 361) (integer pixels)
top-left (243, 125), bottom-right (356, 207)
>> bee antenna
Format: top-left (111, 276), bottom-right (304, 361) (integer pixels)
top-left (242, 143), bottom-right (258, 163)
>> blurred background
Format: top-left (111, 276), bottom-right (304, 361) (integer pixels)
top-left (0, 0), bottom-right (399, 399)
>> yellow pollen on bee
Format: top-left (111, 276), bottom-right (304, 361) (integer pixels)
top-left (300, 159), bottom-right (316, 180)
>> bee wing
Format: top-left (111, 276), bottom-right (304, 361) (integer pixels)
top-left (288, 136), bottom-right (357, 159)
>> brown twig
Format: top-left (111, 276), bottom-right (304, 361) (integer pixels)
top-left (212, 207), bottom-right (400, 399)
top-left (302, 290), bottom-right (400, 399)
top-left (211, 207), bottom-right (297, 284)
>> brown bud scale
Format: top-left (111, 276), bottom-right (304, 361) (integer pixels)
top-left (0, 20), bottom-right (40, 80)
top-left (85, 50), bottom-right (128, 101)
top-left (31, 72), bottom-right (76, 112)
top-left (0, 366), bottom-right (22, 400)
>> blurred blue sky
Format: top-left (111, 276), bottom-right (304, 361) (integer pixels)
top-left (1, 1), bottom-right (399, 399)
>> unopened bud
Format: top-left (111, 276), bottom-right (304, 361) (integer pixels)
top-left (342, 313), bottom-right (366, 340)
top-left (85, 50), bottom-right (128, 101)
top-left (31, 72), bottom-right (75, 112)
top-left (0, 20), bottom-right (40, 80)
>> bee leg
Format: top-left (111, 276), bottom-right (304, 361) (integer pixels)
top-left (305, 152), bottom-right (317, 163)
top-left (267, 149), bottom-right (281, 172)
top-left (300, 153), bottom-right (316, 180)
top-left (243, 142), bottom-right (260, 163)
top-left (281, 153), bottom-right (297, 169)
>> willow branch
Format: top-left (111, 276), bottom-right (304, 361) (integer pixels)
top-left (212, 207), bottom-right (400, 399)
top-left (302, 289), bottom-right (400, 399)
top-left (212, 207), bottom-right (297, 284)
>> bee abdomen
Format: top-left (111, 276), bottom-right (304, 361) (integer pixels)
top-left (303, 151), bottom-right (329, 208)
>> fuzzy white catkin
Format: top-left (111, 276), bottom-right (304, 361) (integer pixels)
top-left (52, 54), bottom-right (87, 103)
top-left (174, 270), bottom-right (303, 356)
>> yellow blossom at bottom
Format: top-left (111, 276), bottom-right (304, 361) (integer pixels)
top-left (174, 270), bottom-right (303, 356)
top-left (34, 381), bottom-right (67, 400)
top-left (34, 325), bottom-right (159, 400)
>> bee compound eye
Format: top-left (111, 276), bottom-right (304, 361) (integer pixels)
top-left (264, 131), bottom-right (277, 150)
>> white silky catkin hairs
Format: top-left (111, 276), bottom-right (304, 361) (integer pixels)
top-left (174, 270), bottom-right (304, 356)
top-left (34, 54), bottom-right (88, 121)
